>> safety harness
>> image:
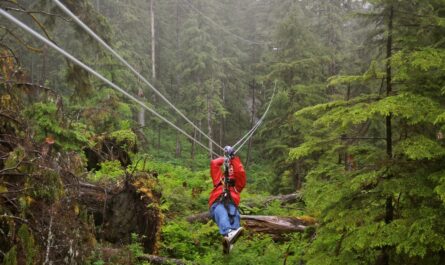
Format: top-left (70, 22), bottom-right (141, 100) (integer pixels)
top-left (218, 156), bottom-right (237, 224)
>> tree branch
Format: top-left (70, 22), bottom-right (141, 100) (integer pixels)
top-left (0, 158), bottom-right (24, 174)
top-left (3, 6), bottom-right (55, 42)
top-left (4, 7), bottom-right (72, 22)
top-left (0, 26), bottom-right (43, 53)
top-left (0, 213), bottom-right (28, 223)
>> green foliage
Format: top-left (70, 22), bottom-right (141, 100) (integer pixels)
top-left (25, 102), bottom-right (62, 137)
top-left (27, 169), bottom-right (64, 203)
top-left (24, 102), bottom-right (94, 151)
top-left (92, 260), bottom-right (105, 265)
top-left (328, 61), bottom-right (386, 87)
top-left (128, 233), bottom-right (145, 259)
top-left (4, 146), bottom-right (26, 169)
top-left (370, 93), bottom-right (441, 125)
top-left (397, 136), bottom-right (445, 160)
top-left (289, 137), bottom-right (324, 160)
top-left (110, 129), bottom-right (137, 150)
top-left (161, 219), bottom-right (307, 265)
top-left (18, 224), bottom-right (37, 265)
top-left (90, 160), bottom-right (125, 182)
top-left (3, 245), bottom-right (17, 265)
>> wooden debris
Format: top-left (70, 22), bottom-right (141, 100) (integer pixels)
top-left (138, 254), bottom-right (188, 265)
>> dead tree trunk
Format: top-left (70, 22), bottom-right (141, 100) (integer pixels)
top-left (245, 79), bottom-right (256, 168)
top-left (77, 177), bottom-right (161, 254)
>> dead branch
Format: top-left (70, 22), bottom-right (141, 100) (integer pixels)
top-left (4, 7), bottom-right (72, 22)
top-left (0, 111), bottom-right (21, 124)
top-left (78, 181), bottom-right (111, 192)
top-left (1, 194), bottom-right (19, 209)
top-left (1, 80), bottom-right (58, 95)
top-left (0, 213), bottom-right (28, 223)
top-left (3, 5), bottom-right (54, 41)
top-left (0, 158), bottom-right (24, 173)
top-left (0, 43), bottom-right (19, 64)
top-left (43, 212), bottom-right (54, 265)
top-left (0, 26), bottom-right (43, 53)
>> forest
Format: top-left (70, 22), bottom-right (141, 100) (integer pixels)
top-left (1, 0), bottom-right (445, 264)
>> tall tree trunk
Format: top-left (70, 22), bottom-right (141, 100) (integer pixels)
top-left (207, 80), bottom-right (214, 159)
top-left (150, 0), bottom-right (156, 82)
top-left (221, 81), bottom-right (226, 146)
top-left (175, 0), bottom-right (182, 158)
top-left (175, 132), bottom-right (181, 158)
top-left (138, 103), bottom-right (145, 127)
top-left (377, 5), bottom-right (394, 265)
top-left (31, 54), bottom-right (34, 84)
top-left (40, 45), bottom-right (47, 87)
top-left (95, 0), bottom-right (100, 13)
top-left (245, 79), bottom-right (256, 168)
top-left (157, 124), bottom-right (161, 151)
top-left (191, 128), bottom-right (196, 160)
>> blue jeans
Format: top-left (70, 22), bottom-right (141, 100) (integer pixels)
top-left (210, 202), bottom-right (241, 235)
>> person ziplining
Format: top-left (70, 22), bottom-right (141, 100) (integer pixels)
top-left (209, 146), bottom-right (246, 254)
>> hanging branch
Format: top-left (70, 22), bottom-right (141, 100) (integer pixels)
top-left (0, 26), bottom-right (43, 52)
top-left (3, 3), bottom-right (55, 42)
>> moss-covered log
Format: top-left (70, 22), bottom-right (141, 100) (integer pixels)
top-left (186, 211), bottom-right (315, 239)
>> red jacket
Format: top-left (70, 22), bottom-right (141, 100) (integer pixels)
top-left (208, 156), bottom-right (246, 207)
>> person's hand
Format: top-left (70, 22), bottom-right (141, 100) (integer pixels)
top-left (224, 146), bottom-right (235, 158)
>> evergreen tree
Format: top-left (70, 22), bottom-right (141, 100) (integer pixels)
top-left (290, 1), bottom-right (445, 264)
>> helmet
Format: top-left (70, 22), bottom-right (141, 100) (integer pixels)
top-left (224, 146), bottom-right (235, 157)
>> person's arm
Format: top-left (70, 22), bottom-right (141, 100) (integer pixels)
top-left (210, 157), bottom-right (224, 186)
top-left (231, 156), bottom-right (246, 192)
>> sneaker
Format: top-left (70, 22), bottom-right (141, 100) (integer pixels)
top-left (226, 227), bottom-right (244, 245)
top-left (222, 237), bottom-right (231, 254)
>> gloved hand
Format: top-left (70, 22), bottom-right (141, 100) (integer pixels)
top-left (224, 145), bottom-right (235, 158)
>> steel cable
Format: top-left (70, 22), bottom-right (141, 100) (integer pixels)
top-left (52, 0), bottom-right (224, 152)
top-left (0, 9), bottom-right (219, 157)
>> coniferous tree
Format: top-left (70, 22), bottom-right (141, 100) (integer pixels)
top-left (290, 1), bottom-right (445, 264)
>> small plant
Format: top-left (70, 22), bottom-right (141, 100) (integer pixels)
top-left (129, 233), bottom-right (145, 259)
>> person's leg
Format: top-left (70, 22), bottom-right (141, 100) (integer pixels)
top-left (227, 203), bottom-right (240, 230)
top-left (210, 202), bottom-right (231, 235)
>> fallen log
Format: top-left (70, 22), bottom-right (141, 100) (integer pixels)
top-left (186, 193), bottom-right (303, 223)
top-left (240, 215), bottom-right (308, 233)
top-left (244, 192), bottom-right (303, 208)
top-left (138, 254), bottom-right (188, 265)
top-left (186, 212), bottom-right (314, 236)
top-left (263, 192), bottom-right (303, 205)
top-left (185, 211), bottom-right (211, 223)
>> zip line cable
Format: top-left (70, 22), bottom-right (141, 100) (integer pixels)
top-left (232, 80), bottom-right (277, 149)
top-left (0, 9), bottom-right (220, 157)
top-left (233, 81), bottom-right (277, 154)
top-left (182, 0), bottom-right (271, 46)
top-left (52, 0), bottom-right (224, 152)
top-left (232, 81), bottom-right (276, 150)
